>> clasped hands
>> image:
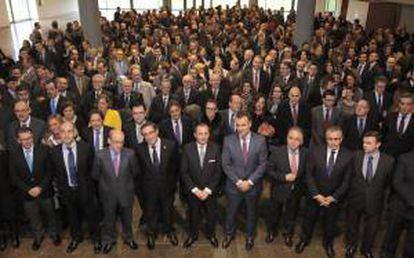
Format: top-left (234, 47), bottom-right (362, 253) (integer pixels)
top-left (314, 194), bottom-right (336, 207)
top-left (236, 180), bottom-right (252, 193)
top-left (28, 186), bottom-right (42, 198)
top-left (193, 188), bottom-right (210, 201)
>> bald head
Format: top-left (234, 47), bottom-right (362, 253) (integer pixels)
top-left (109, 129), bottom-right (125, 152)
top-left (288, 86), bottom-right (302, 105)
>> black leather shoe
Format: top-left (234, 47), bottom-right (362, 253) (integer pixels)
top-left (124, 240), bottom-right (138, 250)
top-left (167, 233), bottom-right (178, 246)
top-left (324, 244), bottom-right (336, 258)
top-left (32, 238), bottom-right (43, 251)
top-left (93, 242), bottom-right (102, 254)
top-left (361, 250), bottom-right (374, 258)
top-left (208, 236), bottom-right (219, 248)
top-left (245, 238), bottom-right (254, 251)
top-left (284, 235), bottom-right (293, 247)
top-left (147, 235), bottom-right (155, 250)
top-left (183, 234), bottom-right (198, 248)
top-left (11, 234), bottom-right (19, 248)
top-left (295, 240), bottom-right (307, 254)
top-left (102, 243), bottom-right (114, 254)
top-left (345, 245), bottom-right (356, 258)
top-left (66, 240), bottom-right (80, 253)
top-left (221, 235), bottom-right (234, 249)
top-left (265, 231), bottom-right (275, 243)
top-left (52, 235), bottom-right (62, 246)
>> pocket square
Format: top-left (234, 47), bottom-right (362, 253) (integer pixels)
top-left (208, 159), bottom-right (216, 163)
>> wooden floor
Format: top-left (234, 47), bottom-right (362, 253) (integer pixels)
top-left (0, 192), bottom-right (396, 258)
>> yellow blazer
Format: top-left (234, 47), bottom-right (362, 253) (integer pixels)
top-left (103, 109), bottom-right (122, 130)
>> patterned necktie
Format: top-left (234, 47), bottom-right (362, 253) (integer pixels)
top-left (67, 147), bottom-right (78, 187)
top-left (199, 145), bottom-right (205, 168)
top-left (325, 108), bottom-right (331, 123)
top-left (152, 145), bottom-right (160, 167)
top-left (50, 98), bottom-right (57, 114)
top-left (290, 151), bottom-right (298, 176)
top-left (326, 150), bottom-right (336, 177)
top-left (366, 155), bottom-right (374, 183)
top-left (292, 105), bottom-right (298, 125)
top-left (358, 118), bottom-right (364, 136)
top-left (242, 135), bottom-right (248, 164)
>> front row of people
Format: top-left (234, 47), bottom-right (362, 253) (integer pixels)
top-left (6, 112), bottom-right (414, 258)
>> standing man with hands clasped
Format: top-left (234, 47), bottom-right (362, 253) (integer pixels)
top-left (221, 111), bottom-right (267, 250)
top-left (180, 123), bottom-right (222, 248)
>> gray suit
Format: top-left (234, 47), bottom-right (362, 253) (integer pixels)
top-left (133, 80), bottom-right (156, 109)
top-left (310, 105), bottom-right (342, 148)
top-left (222, 133), bottom-right (267, 237)
top-left (92, 147), bottom-right (139, 244)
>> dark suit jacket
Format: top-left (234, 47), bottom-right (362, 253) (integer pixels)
top-left (222, 133), bottom-right (268, 194)
top-left (243, 69), bottom-right (271, 96)
top-left (159, 116), bottom-right (194, 146)
top-left (91, 147), bottom-right (139, 207)
top-left (348, 151), bottom-right (394, 215)
top-left (201, 86), bottom-right (231, 111)
top-left (114, 92), bottom-right (144, 110)
top-left (390, 151), bottom-right (414, 220)
top-left (382, 112), bottom-right (414, 157)
top-left (176, 88), bottom-right (201, 108)
top-left (79, 90), bottom-right (112, 120)
top-left (276, 101), bottom-right (312, 145)
top-left (68, 74), bottom-right (90, 97)
top-left (341, 114), bottom-right (379, 150)
top-left (8, 144), bottom-right (52, 200)
top-left (148, 93), bottom-right (178, 123)
top-left (6, 117), bottom-right (46, 151)
top-left (306, 146), bottom-right (353, 201)
top-left (267, 146), bottom-right (308, 202)
top-left (219, 109), bottom-right (237, 136)
top-left (41, 95), bottom-right (68, 118)
top-left (50, 141), bottom-right (96, 202)
top-left (135, 138), bottom-right (179, 194)
top-left (311, 105), bottom-right (342, 147)
top-left (363, 91), bottom-right (392, 122)
top-left (180, 141), bottom-right (222, 196)
top-left (80, 126), bottom-right (111, 150)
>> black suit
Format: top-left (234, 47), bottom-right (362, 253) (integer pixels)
top-left (91, 147), bottom-right (139, 244)
top-left (243, 69), bottom-right (271, 96)
top-left (136, 138), bottom-right (179, 235)
top-left (276, 101), bottom-right (312, 146)
top-left (159, 116), bottom-right (194, 147)
top-left (80, 126), bottom-right (111, 152)
top-left (8, 144), bottom-right (58, 240)
top-left (345, 151), bottom-right (394, 253)
top-left (382, 112), bottom-right (414, 158)
top-left (6, 117), bottom-right (46, 151)
top-left (50, 141), bottom-right (100, 242)
top-left (300, 146), bottom-right (353, 246)
top-left (341, 115), bottom-right (379, 150)
top-left (42, 95), bottom-right (68, 118)
top-left (115, 92), bottom-right (144, 110)
top-left (176, 88), bottom-right (202, 108)
top-left (200, 86), bottom-right (230, 111)
top-left (180, 141), bottom-right (222, 236)
top-left (148, 94), bottom-right (178, 123)
top-left (382, 151), bottom-right (414, 257)
top-left (79, 90), bottom-right (111, 121)
top-left (266, 146), bottom-right (307, 236)
top-left (363, 91), bottom-right (392, 123)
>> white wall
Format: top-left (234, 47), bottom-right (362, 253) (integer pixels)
top-left (346, 0), bottom-right (369, 27)
top-left (399, 4), bottom-right (414, 33)
top-left (37, 0), bottom-right (79, 29)
top-left (0, 0), bottom-right (10, 28)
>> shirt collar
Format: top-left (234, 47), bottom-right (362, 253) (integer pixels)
top-left (366, 150), bottom-right (380, 159)
top-left (288, 147), bottom-right (299, 155)
top-left (21, 116), bottom-right (31, 127)
top-left (23, 145), bottom-right (34, 153)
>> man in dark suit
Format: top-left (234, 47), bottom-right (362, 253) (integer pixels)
top-left (344, 131), bottom-right (394, 258)
top-left (301, 63), bottom-right (320, 102)
top-left (201, 73), bottom-right (231, 111)
top-left (243, 56), bottom-right (270, 96)
top-left (115, 78), bottom-right (144, 110)
top-left (221, 112), bottom-right (267, 250)
top-left (310, 90), bottom-right (342, 148)
top-left (295, 126), bottom-right (353, 258)
top-left (8, 127), bottom-right (60, 251)
top-left (176, 74), bottom-right (201, 108)
top-left (276, 86), bottom-right (312, 146)
top-left (382, 92), bottom-right (414, 158)
top-left (68, 62), bottom-right (90, 97)
top-left (273, 61), bottom-right (300, 95)
top-left (91, 129), bottom-right (139, 254)
top-left (136, 122), bottom-right (179, 249)
top-left (181, 123), bottom-right (222, 248)
top-left (42, 79), bottom-right (67, 117)
top-left (363, 76), bottom-right (392, 124)
top-left (80, 110), bottom-right (111, 152)
top-left (219, 92), bottom-right (242, 136)
top-left (342, 99), bottom-right (379, 150)
top-left (159, 100), bottom-right (194, 147)
top-left (381, 150), bottom-right (414, 258)
top-left (79, 74), bottom-right (111, 121)
top-left (266, 126), bottom-right (308, 246)
top-left (148, 75), bottom-right (178, 123)
top-left (361, 52), bottom-right (382, 92)
top-left (50, 122), bottom-right (101, 254)
top-left (6, 101), bottom-right (46, 150)
top-left (34, 41), bottom-right (56, 72)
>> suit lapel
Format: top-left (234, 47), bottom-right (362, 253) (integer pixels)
top-left (58, 147), bottom-right (69, 182)
top-left (105, 149), bottom-right (117, 178)
top-left (282, 146), bottom-right (290, 173)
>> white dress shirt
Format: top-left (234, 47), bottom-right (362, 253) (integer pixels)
top-left (93, 127), bottom-right (104, 150)
top-left (148, 138), bottom-right (161, 163)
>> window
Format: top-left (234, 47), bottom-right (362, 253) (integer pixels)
top-left (132, 0), bottom-right (162, 12)
top-left (171, 0), bottom-right (184, 12)
top-left (325, 0), bottom-right (339, 16)
top-left (98, 0), bottom-right (132, 20)
top-left (212, 0), bottom-right (238, 8)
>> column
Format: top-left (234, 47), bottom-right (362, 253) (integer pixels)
top-left (163, 0), bottom-right (171, 9)
top-left (77, 0), bottom-right (102, 47)
top-left (293, 0), bottom-right (316, 47)
top-left (340, 0), bottom-right (349, 18)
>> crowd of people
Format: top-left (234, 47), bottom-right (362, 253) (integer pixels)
top-left (0, 4), bottom-right (414, 258)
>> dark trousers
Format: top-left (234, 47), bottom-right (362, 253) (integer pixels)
top-left (225, 190), bottom-right (259, 238)
top-left (63, 189), bottom-right (100, 243)
top-left (101, 200), bottom-right (133, 245)
top-left (345, 206), bottom-right (380, 252)
top-left (187, 194), bottom-right (217, 237)
top-left (144, 188), bottom-right (175, 235)
top-left (267, 188), bottom-right (304, 236)
top-left (300, 199), bottom-right (340, 246)
top-left (23, 197), bottom-right (58, 240)
top-left (382, 212), bottom-right (414, 257)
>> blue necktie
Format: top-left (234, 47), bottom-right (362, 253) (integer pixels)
top-left (94, 130), bottom-right (100, 151)
top-left (67, 147), bottom-right (78, 187)
top-left (24, 150), bottom-right (33, 174)
top-left (50, 99), bottom-right (57, 114)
